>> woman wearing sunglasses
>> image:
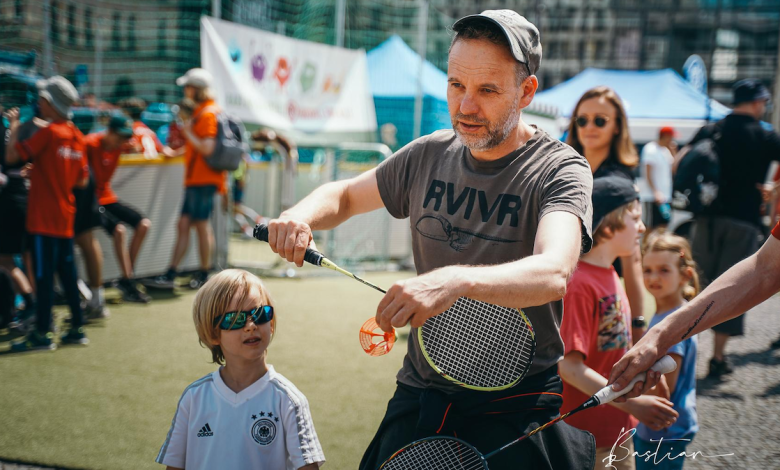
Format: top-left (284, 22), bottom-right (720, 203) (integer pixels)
top-left (157, 269), bottom-right (325, 470)
top-left (566, 87), bottom-right (648, 343)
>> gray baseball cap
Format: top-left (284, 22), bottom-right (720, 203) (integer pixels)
top-left (37, 75), bottom-right (79, 119)
top-left (453, 10), bottom-right (542, 76)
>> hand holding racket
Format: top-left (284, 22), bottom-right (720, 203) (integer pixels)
top-left (378, 355), bottom-right (678, 470)
top-left (254, 223), bottom-right (537, 391)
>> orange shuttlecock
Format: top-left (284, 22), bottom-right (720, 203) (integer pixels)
top-left (359, 317), bottom-right (396, 356)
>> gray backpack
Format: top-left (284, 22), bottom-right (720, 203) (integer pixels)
top-left (197, 106), bottom-right (249, 171)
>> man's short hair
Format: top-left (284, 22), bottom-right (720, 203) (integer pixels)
top-left (449, 20), bottom-right (528, 86)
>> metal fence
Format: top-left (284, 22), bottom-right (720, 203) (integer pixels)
top-left (227, 142), bottom-right (413, 275)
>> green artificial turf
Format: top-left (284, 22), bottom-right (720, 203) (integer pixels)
top-left (0, 237), bottom-right (659, 469)
top-left (0, 264), bottom-right (410, 469)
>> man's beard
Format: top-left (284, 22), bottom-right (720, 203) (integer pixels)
top-left (451, 94), bottom-right (522, 151)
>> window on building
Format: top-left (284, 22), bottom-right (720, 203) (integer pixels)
top-left (596, 9), bottom-right (606, 32)
top-left (85, 8), bottom-right (93, 47)
top-left (67, 3), bottom-right (77, 46)
top-left (158, 19), bottom-right (167, 56)
top-left (51, 1), bottom-right (60, 44)
top-left (15, 0), bottom-right (23, 21)
top-left (128, 15), bottom-right (136, 51)
top-left (112, 12), bottom-right (121, 50)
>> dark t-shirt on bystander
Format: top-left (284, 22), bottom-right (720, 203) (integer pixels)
top-left (690, 114), bottom-right (780, 228)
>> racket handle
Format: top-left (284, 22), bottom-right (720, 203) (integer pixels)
top-left (594, 355), bottom-right (677, 405)
top-left (253, 224), bottom-right (324, 266)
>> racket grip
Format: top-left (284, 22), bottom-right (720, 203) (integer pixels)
top-left (252, 224), bottom-right (324, 266)
top-left (594, 355), bottom-right (677, 405)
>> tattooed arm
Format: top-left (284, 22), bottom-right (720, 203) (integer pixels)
top-left (608, 233), bottom-right (780, 400)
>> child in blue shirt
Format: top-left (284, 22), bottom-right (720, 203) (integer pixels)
top-left (635, 231), bottom-right (700, 469)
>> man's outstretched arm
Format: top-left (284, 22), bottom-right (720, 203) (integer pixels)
top-left (609, 233), bottom-right (780, 399)
top-left (267, 167), bottom-right (384, 266)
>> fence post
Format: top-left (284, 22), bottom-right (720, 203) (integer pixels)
top-left (42, 0), bottom-right (52, 76)
top-left (413, 0), bottom-right (428, 140)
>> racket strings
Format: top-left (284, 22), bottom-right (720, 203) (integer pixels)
top-left (381, 438), bottom-right (485, 470)
top-left (421, 298), bottom-right (535, 389)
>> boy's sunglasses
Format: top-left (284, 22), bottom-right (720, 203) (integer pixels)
top-left (574, 115), bottom-right (610, 128)
top-left (214, 305), bottom-right (274, 330)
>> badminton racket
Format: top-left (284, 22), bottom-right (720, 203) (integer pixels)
top-left (378, 355), bottom-right (678, 470)
top-left (254, 224), bottom-right (536, 391)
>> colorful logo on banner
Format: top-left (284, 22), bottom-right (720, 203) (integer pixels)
top-left (252, 54), bottom-right (267, 82)
top-left (323, 75), bottom-right (341, 94)
top-left (229, 40), bottom-right (242, 63)
top-left (300, 62), bottom-right (317, 93)
top-left (274, 57), bottom-right (291, 87)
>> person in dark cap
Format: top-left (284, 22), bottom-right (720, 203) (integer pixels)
top-left (262, 10), bottom-right (595, 470)
top-left (75, 115), bottom-right (152, 314)
top-left (559, 176), bottom-right (678, 470)
top-left (682, 78), bottom-right (780, 378)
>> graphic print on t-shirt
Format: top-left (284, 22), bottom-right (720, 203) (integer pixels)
top-left (249, 410), bottom-right (279, 446)
top-left (415, 214), bottom-right (520, 251)
top-left (419, 179), bottom-right (522, 251)
top-left (597, 293), bottom-right (629, 352)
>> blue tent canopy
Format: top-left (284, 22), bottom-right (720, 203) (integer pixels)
top-left (367, 35), bottom-right (448, 100)
top-left (535, 68), bottom-right (730, 120)
top-left (367, 35), bottom-right (451, 149)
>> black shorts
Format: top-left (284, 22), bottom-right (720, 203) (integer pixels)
top-left (232, 184), bottom-right (244, 204)
top-left (181, 185), bottom-right (217, 221)
top-left (73, 176), bottom-right (101, 236)
top-left (0, 192), bottom-right (29, 254)
top-left (691, 217), bottom-right (762, 336)
top-left (99, 201), bottom-right (145, 235)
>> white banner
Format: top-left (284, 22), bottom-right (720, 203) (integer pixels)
top-left (200, 16), bottom-right (377, 133)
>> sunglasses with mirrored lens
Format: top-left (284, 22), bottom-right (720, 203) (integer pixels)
top-left (214, 305), bottom-right (274, 330)
top-left (575, 115), bottom-right (610, 128)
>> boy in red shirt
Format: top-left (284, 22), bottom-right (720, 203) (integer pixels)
top-left (5, 76), bottom-right (90, 351)
top-left (559, 176), bottom-right (679, 469)
top-left (83, 116), bottom-right (152, 304)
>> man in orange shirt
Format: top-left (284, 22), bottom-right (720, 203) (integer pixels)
top-left (5, 76), bottom-right (90, 351)
top-left (153, 68), bottom-right (226, 289)
top-left (81, 116), bottom-right (152, 304)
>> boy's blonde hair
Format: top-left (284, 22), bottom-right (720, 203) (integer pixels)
top-left (193, 269), bottom-right (276, 365)
top-left (642, 230), bottom-right (701, 301)
top-left (592, 199), bottom-right (640, 247)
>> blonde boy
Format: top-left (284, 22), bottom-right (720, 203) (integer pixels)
top-left (157, 269), bottom-right (325, 470)
top-left (558, 176), bottom-right (678, 470)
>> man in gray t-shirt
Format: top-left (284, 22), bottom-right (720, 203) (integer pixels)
top-left (266, 10), bottom-right (594, 470)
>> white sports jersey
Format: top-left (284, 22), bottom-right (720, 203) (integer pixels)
top-left (157, 365), bottom-right (325, 469)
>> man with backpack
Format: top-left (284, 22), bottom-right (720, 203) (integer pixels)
top-left (153, 68), bottom-right (228, 290)
top-left (680, 79), bottom-right (780, 378)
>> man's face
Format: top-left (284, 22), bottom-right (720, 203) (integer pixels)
top-left (447, 38), bottom-right (525, 151)
top-left (756, 99), bottom-right (768, 118)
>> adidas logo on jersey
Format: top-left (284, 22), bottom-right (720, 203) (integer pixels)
top-left (197, 423), bottom-right (214, 437)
